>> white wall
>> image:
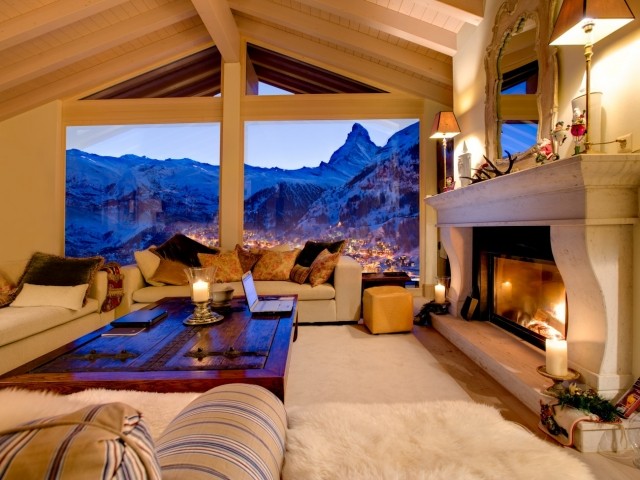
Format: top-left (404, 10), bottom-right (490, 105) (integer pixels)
top-left (0, 101), bottom-right (63, 273)
top-left (451, 0), bottom-right (640, 379)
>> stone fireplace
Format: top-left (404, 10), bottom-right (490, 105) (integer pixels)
top-left (425, 154), bottom-right (640, 400)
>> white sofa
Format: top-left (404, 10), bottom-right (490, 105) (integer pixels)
top-left (0, 260), bottom-right (114, 376)
top-left (118, 255), bottom-right (362, 324)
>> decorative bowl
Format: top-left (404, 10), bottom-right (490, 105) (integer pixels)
top-left (211, 285), bottom-right (234, 305)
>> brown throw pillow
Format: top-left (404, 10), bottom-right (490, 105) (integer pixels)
top-left (0, 271), bottom-right (16, 308)
top-left (308, 249), bottom-right (340, 286)
top-left (235, 244), bottom-right (263, 272)
top-left (14, 252), bottom-right (104, 305)
top-left (198, 251), bottom-right (244, 282)
top-left (252, 249), bottom-right (300, 281)
top-left (296, 240), bottom-right (346, 267)
top-left (150, 234), bottom-right (218, 267)
top-left (149, 258), bottom-right (189, 285)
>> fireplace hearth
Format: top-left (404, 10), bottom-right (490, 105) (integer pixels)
top-left (472, 226), bottom-right (567, 350)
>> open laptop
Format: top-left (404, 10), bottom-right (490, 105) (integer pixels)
top-left (241, 271), bottom-right (294, 315)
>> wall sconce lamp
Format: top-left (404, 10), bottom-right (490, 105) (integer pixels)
top-left (550, 0), bottom-right (635, 152)
top-left (430, 111), bottom-right (460, 192)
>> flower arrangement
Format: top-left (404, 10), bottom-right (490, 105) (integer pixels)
top-left (556, 383), bottom-right (619, 423)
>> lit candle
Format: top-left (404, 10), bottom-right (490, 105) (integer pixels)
top-left (192, 279), bottom-right (209, 302)
top-left (545, 339), bottom-right (568, 377)
top-left (435, 284), bottom-right (446, 304)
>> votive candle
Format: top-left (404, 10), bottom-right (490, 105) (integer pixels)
top-left (434, 284), bottom-right (446, 304)
top-left (545, 338), bottom-right (568, 377)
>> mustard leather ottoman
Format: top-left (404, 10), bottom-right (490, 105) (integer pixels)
top-left (363, 286), bottom-right (413, 334)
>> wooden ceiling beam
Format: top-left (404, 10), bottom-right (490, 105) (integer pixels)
top-left (295, 0), bottom-right (457, 56)
top-left (237, 17), bottom-right (452, 103)
top-left (229, 0), bottom-right (451, 85)
top-left (413, 0), bottom-right (484, 26)
top-left (0, 1), bottom-right (198, 92)
top-left (0, 0), bottom-right (131, 52)
top-left (0, 26), bottom-right (213, 122)
top-left (191, 0), bottom-right (241, 63)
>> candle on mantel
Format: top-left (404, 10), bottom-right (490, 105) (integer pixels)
top-left (192, 279), bottom-right (210, 302)
top-left (545, 338), bottom-right (568, 377)
top-left (434, 284), bottom-right (446, 304)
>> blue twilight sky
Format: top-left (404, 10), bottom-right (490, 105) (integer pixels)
top-left (67, 118), bottom-right (417, 169)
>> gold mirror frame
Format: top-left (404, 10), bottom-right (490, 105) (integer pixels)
top-left (485, 0), bottom-right (559, 161)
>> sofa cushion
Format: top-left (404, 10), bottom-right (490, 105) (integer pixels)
top-left (11, 283), bottom-right (89, 310)
top-left (308, 249), bottom-right (341, 287)
top-left (134, 248), bottom-right (164, 286)
top-left (156, 384), bottom-right (286, 480)
top-left (149, 258), bottom-right (188, 286)
top-left (0, 402), bottom-right (161, 480)
top-left (0, 298), bottom-right (100, 347)
top-left (198, 251), bottom-right (244, 282)
top-left (289, 264), bottom-right (311, 284)
top-left (0, 271), bottom-right (16, 308)
top-left (14, 252), bottom-right (104, 306)
top-left (150, 234), bottom-right (218, 267)
top-left (296, 240), bottom-right (346, 267)
top-left (252, 249), bottom-right (300, 281)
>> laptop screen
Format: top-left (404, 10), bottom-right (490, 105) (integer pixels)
top-left (241, 271), bottom-right (259, 308)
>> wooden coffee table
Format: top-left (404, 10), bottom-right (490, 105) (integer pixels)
top-left (0, 296), bottom-right (296, 401)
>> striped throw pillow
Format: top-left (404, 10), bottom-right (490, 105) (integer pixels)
top-left (0, 402), bottom-right (161, 479)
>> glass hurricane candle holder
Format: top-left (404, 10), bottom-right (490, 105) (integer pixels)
top-left (184, 266), bottom-right (223, 325)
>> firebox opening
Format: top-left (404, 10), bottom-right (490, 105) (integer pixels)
top-left (472, 226), bottom-right (567, 350)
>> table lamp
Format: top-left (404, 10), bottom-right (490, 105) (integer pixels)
top-left (550, 0), bottom-right (635, 152)
top-left (430, 111), bottom-right (460, 192)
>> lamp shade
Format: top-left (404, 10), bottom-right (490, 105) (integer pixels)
top-left (550, 0), bottom-right (634, 45)
top-left (430, 111), bottom-right (461, 139)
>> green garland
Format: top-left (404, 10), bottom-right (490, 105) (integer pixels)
top-left (556, 385), bottom-right (618, 422)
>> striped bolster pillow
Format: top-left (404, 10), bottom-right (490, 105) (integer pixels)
top-left (156, 383), bottom-right (287, 480)
top-left (0, 402), bottom-right (161, 479)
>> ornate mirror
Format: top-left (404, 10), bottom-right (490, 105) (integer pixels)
top-left (485, 0), bottom-right (558, 162)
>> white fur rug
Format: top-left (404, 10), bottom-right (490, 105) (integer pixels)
top-left (283, 400), bottom-right (597, 480)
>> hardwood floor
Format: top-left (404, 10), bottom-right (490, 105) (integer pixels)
top-left (412, 323), bottom-right (547, 439)
top-left (412, 324), bottom-right (640, 479)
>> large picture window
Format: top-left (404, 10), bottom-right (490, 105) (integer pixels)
top-left (65, 123), bottom-right (221, 265)
top-left (244, 119), bottom-right (420, 277)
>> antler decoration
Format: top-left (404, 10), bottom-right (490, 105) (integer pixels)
top-left (461, 152), bottom-right (517, 184)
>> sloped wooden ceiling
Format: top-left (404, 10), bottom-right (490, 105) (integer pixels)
top-left (84, 43), bottom-right (385, 99)
top-left (0, 0), bottom-right (484, 120)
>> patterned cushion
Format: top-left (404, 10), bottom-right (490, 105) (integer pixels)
top-left (308, 248), bottom-right (341, 286)
top-left (14, 252), bottom-right (104, 305)
top-left (0, 271), bottom-right (16, 308)
top-left (156, 384), bottom-right (287, 480)
top-left (149, 258), bottom-right (188, 286)
top-left (0, 403), bottom-right (161, 479)
top-left (151, 234), bottom-right (218, 267)
top-left (296, 240), bottom-right (346, 267)
top-left (289, 264), bottom-right (311, 284)
top-left (235, 244), bottom-right (263, 272)
top-left (198, 251), bottom-right (244, 282)
top-left (252, 249), bottom-right (300, 281)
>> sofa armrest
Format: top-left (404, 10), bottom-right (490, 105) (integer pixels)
top-left (334, 255), bottom-right (362, 322)
top-left (87, 270), bottom-right (108, 307)
top-left (117, 264), bottom-right (147, 315)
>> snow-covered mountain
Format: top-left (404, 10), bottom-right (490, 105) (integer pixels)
top-left (66, 121), bottom-right (420, 270)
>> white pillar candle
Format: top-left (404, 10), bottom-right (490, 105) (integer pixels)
top-left (434, 284), bottom-right (446, 304)
top-left (192, 279), bottom-right (209, 302)
top-left (545, 339), bottom-right (568, 377)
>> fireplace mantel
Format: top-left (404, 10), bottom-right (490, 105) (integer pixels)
top-left (425, 154), bottom-right (640, 397)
